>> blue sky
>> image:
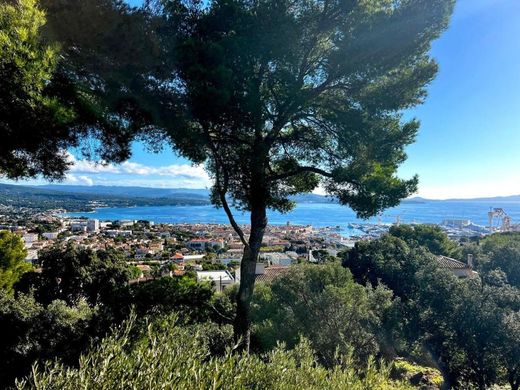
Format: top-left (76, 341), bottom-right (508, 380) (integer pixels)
top-left (4, 0), bottom-right (520, 199)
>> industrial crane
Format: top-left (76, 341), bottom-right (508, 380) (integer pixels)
top-left (487, 208), bottom-right (511, 232)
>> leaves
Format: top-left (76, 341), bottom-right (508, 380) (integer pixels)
top-left (0, 231), bottom-right (31, 295)
top-left (17, 312), bottom-right (413, 390)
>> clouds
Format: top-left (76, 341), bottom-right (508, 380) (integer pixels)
top-left (65, 174), bottom-right (94, 186)
top-left (65, 153), bottom-right (212, 188)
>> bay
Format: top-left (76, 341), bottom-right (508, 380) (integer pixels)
top-left (66, 200), bottom-right (520, 232)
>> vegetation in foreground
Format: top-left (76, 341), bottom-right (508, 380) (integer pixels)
top-left (16, 314), bottom-right (412, 390)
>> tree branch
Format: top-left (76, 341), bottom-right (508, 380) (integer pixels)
top-left (268, 166), bottom-right (333, 182)
top-left (218, 185), bottom-right (249, 248)
top-left (205, 126), bottom-right (250, 248)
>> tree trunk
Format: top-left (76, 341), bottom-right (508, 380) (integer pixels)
top-left (233, 204), bottom-right (267, 352)
top-left (439, 368), bottom-right (453, 390)
top-left (430, 352), bottom-right (453, 390)
top-left (509, 371), bottom-right (519, 390)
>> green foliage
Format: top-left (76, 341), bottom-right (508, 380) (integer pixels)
top-left (414, 273), bottom-right (520, 389)
top-left (0, 290), bottom-right (95, 388)
top-left (481, 232), bottom-right (520, 252)
top-left (128, 265), bottom-right (142, 280)
top-left (0, 0), bottom-right (165, 180)
top-left (17, 314), bottom-right (413, 390)
top-left (343, 234), bottom-right (436, 299)
top-left (392, 360), bottom-right (443, 388)
top-left (389, 224), bottom-right (462, 258)
top-left (0, 0), bottom-right (75, 179)
top-left (478, 233), bottom-right (520, 288)
top-left (0, 231), bottom-right (31, 294)
top-left (344, 232), bottom-right (520, 389)
top-left (260, 245), bottom-right (285, 253)
top-left (125, 276), bottom-right (215, 323)
top-left (499, 311), bottom-right (520, 390)
top-left (202, 261), bottom-right (227, 270)
top-left (15, 245), bottom-right (131, 305)
top-left (251, 263), bottom-right (395, 366)
top-left (311, 249), bottom-right (338, 263)
top-left (158, 0), bottom-right (454, 216)
top-left (31, 221), bottom-right (61, 235)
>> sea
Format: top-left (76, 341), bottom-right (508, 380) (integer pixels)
top-left (65, 199), bottom-right (520, 235)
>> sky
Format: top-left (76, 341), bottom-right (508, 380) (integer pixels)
top-left (3, 0), bottom-right (520, 199)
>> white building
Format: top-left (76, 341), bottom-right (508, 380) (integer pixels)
top-left (260, 252), bottom-right (294, 266)
top-left (105, 229), bottom-right (133, 237)
top-left (87, 219), bottom-right (100, 233)
top-left (25, 249), bottom-right (39, 263)
top-left (71, 221), bottom-right (87, 232)
top-left (187, 238), bottom-right (225, 251)
top-left (42, 232), bottom-right (59, 240)
top-left (22, 233), bottom-right (39, 248)
top-left (196, 270), bottom-right (235, 292)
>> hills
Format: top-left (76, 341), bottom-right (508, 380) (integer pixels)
top-left (1, 183), bottom-right (519, 212)
top-left (0, 183), bottom-right (211, 212)
top-left (38, 184), bottom-right (210, 200)
top-left (36, 185), bottom-right (332, 203)
top-left (35, 185), bottom-right (520, 203)
top-left (0, 183), bottom-right (334, 212)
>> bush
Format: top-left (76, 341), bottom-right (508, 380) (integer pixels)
top-left (0, 291), bottom-right (96, 388)
top-left (251, 263), bottom-right (396, 366)
top-left (17, 314), bottom-right (413, 390)
top-left (392, 360), bottom-right (443, 388)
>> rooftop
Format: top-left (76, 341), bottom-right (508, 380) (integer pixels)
top-left (436, 255), bottom-right (471, 270)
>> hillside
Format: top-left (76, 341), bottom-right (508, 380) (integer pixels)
top-left (0, 183), bottom-right (210, 211)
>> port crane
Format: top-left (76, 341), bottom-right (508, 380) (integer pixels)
top-left (487, 208), bottom-right (511, 232)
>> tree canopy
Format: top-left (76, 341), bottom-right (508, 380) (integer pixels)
top-left (389, 224), bottom-right (461, 258)
top-left (251, 263), bottom-right (394, 366)
top-left (343, 231), bottom-right (520, 390)
top-left (16, 245), bottom-right (131, 305)
top-left (0, 0), bottom-right (76, 179)
top-left (143, 0), bottom-right (455, 346)
top-left (155, 0), bottom-right (457, 216)
top-left (0, 0), bottom-right (161, 180)
top-left (0, 231), bottom-right (31, 294)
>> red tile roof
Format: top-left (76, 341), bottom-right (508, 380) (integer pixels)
top-left (436, 256), bottom-right (470, 270)
top-left (255, 266), bottom-right (290, 283)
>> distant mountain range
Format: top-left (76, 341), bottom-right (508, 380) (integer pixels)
top-left (38, 184), bottom-right (210, 200)
top-left (1, 183), bottom-right (519, 212)
top-left (36, 185), bottom-right (520, 202)
top-left (36, 184), bottom-right (331, 203)
top-left (407, 195), bottom-right (520, 202)
top-left (0, 183), bottom-right (210, 211)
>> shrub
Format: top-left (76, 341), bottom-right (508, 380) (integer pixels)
top-left (17, 314), bottom-right (413, 390)
top-left (251, 263), bottom-right (395, 366)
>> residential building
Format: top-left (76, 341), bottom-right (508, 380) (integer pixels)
top-left (187, 238), bottom-right (225, 251)
top-left (42, 232), bottom-right (59, 240)
top-left (196, 270), bottom-right (235, 292)
top-left (436, 255), bottom-right (478, 279)
top-left (235, 263), bottom-right (290, 283)
top-left (87, 219), bottom-right (100, 232)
